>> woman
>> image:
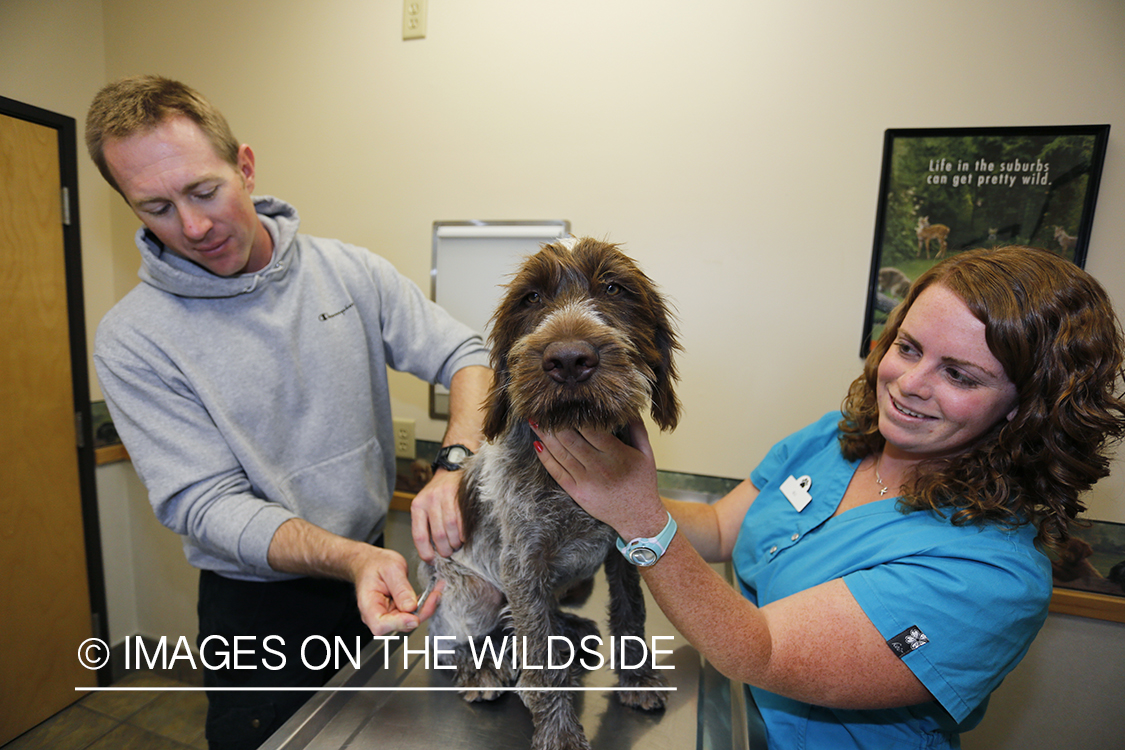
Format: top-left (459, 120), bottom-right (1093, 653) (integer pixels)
top-left (531, 246), bottom-right (1125, 749)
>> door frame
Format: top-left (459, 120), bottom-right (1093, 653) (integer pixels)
top-left (1, 95), bottom-right (110, 688)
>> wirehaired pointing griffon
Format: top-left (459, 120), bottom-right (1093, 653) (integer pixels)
top-left (422, 237), bottom-right (681, 750)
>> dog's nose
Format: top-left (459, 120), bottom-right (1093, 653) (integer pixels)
top-left (542, 341), bottom-right (599, 384)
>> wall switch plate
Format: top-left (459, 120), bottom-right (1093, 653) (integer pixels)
top-left (403, 0), bottom-right (427, 40)
top-left (393, 418), bottom-right (416, 459)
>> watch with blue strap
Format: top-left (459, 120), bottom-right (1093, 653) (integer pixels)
top-left (616, 512), bottom-right (677, 567)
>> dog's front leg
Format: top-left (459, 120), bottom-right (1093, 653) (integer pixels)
top-left (604, 550), bottom-right (669, 712)
top-left (502, 554), bottom-right (591, 750)
top-left (422, 559), bottom-right (514, 702)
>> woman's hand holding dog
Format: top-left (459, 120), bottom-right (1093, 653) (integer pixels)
top-left (533, 421), bottom-right (934, 709)
top-left (531, 419), bottom-right (669, 543)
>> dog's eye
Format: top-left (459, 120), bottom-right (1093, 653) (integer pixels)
top-left (605, 283), bottom-right (621, 296)
top-left (524, 291), bottom-right (541, 305)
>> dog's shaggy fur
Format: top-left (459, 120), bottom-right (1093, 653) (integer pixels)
top-left (421, 238), bottom-right (681, 750)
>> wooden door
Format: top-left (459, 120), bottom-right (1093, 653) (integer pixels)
top-left (0, 103), bottom-right (103, 744)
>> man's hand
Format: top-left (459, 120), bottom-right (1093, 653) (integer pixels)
top-left (266, 517), bottom-right (441, 635)
top-left (410, 468), bottom-right (464, 562)
top-left (349, 544), bottom-right (444, 635)
top-left (410, 365), bottom-right (491, 561)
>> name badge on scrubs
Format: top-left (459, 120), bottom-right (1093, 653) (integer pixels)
top-left (780, 475), bottom-right (812, 512)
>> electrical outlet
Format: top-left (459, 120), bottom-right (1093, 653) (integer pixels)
top-left (403, 0), bottom-right (427, 40)
top-left (393, 418), bottom-right (416, 459)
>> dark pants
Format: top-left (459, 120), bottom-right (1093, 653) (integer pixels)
top-left (197, 570), bottom-right (370, 750)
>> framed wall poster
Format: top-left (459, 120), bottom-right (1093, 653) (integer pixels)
top-left (860, 125), bottom-right (1110, 356)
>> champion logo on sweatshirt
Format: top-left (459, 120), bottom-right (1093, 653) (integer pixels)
top-left (319, 303), bottom-right (355, 322)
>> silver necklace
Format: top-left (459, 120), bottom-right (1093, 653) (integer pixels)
top-left (873, 454), bottom-right (889, 496)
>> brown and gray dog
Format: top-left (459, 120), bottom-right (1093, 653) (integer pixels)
top-left (421, 237), bottom-right (681, 750)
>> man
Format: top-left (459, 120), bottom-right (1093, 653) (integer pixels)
top-left (87, 76), bottom-right (488, 749)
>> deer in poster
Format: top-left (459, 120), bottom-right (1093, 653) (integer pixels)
top-left (1054, 226), bottom-right (1078, 255)
top-left (916, 216), bottom-right (949, 259)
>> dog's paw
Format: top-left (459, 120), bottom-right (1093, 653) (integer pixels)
top-left (460, 687), bottom-right (504, 703)
top-left (457, 672), bottom-right (507, 703)
top-left (616, 670), bottom-right (669, 712)
top-left (455, 664), bottom-right (514, 702)
top-left (454, 662), bottom-right (515, 703)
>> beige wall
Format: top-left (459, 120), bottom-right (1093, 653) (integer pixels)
top-left (97, 0), bottom-right (1125, 521)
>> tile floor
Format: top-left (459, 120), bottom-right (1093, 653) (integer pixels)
top-left (2, 671), bottom-right (208, 750)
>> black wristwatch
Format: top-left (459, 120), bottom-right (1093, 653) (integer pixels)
top-left (432, 444), bottom-right (473, 472)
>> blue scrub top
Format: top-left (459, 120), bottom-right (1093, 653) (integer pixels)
top-left (733, 412), bottom-right (1051, 749)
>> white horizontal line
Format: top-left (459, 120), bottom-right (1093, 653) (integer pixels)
top-left (76, 686), bottom-right (675, 692)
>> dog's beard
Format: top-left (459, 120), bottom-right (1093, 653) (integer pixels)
top-left (505, 343), bottom-right (654, 433)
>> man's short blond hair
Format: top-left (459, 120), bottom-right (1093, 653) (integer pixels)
top-left (86, 75), bottom-right (239, 193)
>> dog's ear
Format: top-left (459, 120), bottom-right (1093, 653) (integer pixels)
top-left (649, 308), bottom-right (682, 432)
top-left (480, 248), bottom-right (555, 440)
top-left (480, 366), bottom-right (510, 441)
top-left (480, 278), bottom-right (524, 441)
top-left (641, 278), bottom-right (682, 432)
top-left (480, 319), bottom-right (513, 441)
top-left (596, 243), bottom-right (682, 433)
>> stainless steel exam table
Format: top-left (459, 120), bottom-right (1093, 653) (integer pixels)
top-left (259, 492), bottom-right (764, 750)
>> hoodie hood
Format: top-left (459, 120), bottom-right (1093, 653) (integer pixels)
top-left (135, 196), bottom-right (300, 299)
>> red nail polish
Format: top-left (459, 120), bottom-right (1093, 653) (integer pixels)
top-left (533, 440), bottom-right (544, 453)
top-left (529, 419), bottom-right (539, 430)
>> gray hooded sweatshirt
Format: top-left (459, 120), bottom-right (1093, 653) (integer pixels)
top-left (94, 197), bottom-right (489, 581)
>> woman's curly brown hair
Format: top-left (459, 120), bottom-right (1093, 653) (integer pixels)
top-left (840, 246), bottom-right (1125, 553)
